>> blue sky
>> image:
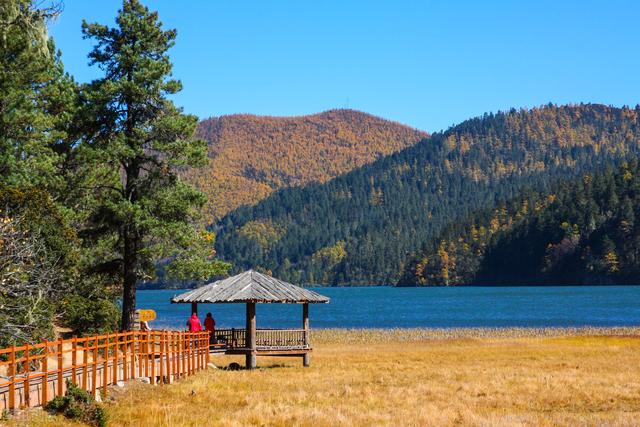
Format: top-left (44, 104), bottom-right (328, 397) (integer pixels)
top-left (49, 1), bottom-right (640, 132)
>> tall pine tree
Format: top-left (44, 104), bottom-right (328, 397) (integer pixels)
top-left (81, 0), bottom-right (228, 330)
top-left (0, 0), bottom-right (72, 189)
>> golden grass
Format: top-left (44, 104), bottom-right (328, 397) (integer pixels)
top-left (11, 328), bottom-right (640, 426)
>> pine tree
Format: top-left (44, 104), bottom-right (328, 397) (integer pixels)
top-left (0, 0), bottom-right (71, 189)
top-left (81, 0), bottom-right (228, 330)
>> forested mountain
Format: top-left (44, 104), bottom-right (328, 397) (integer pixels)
top-left (399, 161), bottom-right (640, 285)
top-left (181, 110), bottom-right (427, 220)
top-left (214, 104), bottom-right (640, 285)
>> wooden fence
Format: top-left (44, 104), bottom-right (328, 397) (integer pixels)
top-left (256, 329), bottom-right (307, 350)
top-left (0, 330), bottom-right (210, 412)
top-left (213, 328), bottom-right (308, 350)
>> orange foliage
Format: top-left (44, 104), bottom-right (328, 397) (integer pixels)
top-left (180, 109), bottom-right (427, 221)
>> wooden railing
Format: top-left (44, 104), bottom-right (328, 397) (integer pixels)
top-left (257, 329), bottom-right (308, 350)
top-left (0, 330), bottom-right (210, 412)
top-left (213, 328), bottom-right (246, 348)
top-left (212, 328), bottom-right (308, 350)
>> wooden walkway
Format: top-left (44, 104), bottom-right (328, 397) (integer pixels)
top-left (0, 331), bottom-right (210, 412)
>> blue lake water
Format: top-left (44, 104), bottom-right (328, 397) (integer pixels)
top-left (138, 286), bottom-right (640, 330)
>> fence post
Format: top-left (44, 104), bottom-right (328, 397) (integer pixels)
top-left (131, 332), bottom-right (137, 380)
top-left (91, 339), bottom-right (98, 398)
top-left (122, 333), bottom-right (128, 382)
top-left (194, 333), bottom-right (198, 372)
top-left (170, 332), bottom-right (175, 380)
top-left (187, 333), bottom-right (192, 376)
top-left (8, 346), bottom-right (15, 411)
top-left (195, 333), bottom-right (199, 372)
top-left (166, 332), bottom-right (172, 384)
top-left (102, 335), bottom-right (109, 397)
top-left (193, 332), bottom-right (197, 374)
top-left (41, 341), bottom-right (48, 405)
top-left (202, 333), bottom-right (206, 369)
top-left (144, 332), bottom-right (149, 379)
top-left (206, 333), bottom-right (210, 367)
top-left (174, 332), bottom-right (179, 380)
top-left (57, 340), bottom-right (64, 396)
top-left (159, 331), bottom-right (165, 384)
top-left (82, 339), bottom-right (88, 390)
top-left (24, 343), bottom-right (31, 407)
top-left (196, 333), bottom-right (200, 372)
top-left (150, 332), bottom-right (156, 385)
top-left (201, 333), bottom-right (206, 369)
top-left (137, 332), bottom-right (143, 379)
top-left (113, 334), bottom-right (119, 386)
top-left (181, 332), bottom-right (186, 378)
top-left (72, 336), bottom-right (78, 385)
top-left (197, 333), bottom-right (201, 371)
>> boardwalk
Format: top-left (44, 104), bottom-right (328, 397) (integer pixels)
top-left (0, 331), bottom-right (210, 412)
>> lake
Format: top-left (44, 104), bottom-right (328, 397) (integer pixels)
top-left (138, 285), bottom-right (640, 330)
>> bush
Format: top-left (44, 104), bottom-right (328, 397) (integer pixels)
top-left (61, 295), bottom-right (120, 336)
top-left (45, 381), bottom-right (108, 427)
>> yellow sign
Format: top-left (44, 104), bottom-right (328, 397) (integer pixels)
top-left (137, 309), bottom-right (157, 322)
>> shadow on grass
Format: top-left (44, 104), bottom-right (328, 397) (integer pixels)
top-left (219, 362), bottom-right (292, 371)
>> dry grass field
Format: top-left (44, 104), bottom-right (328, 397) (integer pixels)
top-left (10, 328), bottom-right (640, 427)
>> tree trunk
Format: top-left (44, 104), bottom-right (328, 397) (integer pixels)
top-left (121, 233), bottom-right (138, 331)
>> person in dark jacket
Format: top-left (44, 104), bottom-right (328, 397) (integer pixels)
top-left (204, 312), bottom-right (216, 344)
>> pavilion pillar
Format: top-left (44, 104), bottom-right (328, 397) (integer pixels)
top-left (246, 302), bottom-right (256, 369)
top-left (302, 303), bottom-right (310, 367)
top-left (191, 302), bottom-right (198, 315)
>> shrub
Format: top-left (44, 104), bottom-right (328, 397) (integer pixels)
top-left (45, 381), bottom-right (108, 427)
top-left (61, 295), bottom-right (120, 336)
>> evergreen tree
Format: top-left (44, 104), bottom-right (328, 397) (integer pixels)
top-left (0, 0), bottom-right (115, 344)
top-left (81, 0), bottom-right (228, 330)
top-left (401, 161), bottom-right (640, 286)
top-left (0, 0), bottom-right (71, 189)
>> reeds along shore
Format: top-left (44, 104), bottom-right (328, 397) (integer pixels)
top-left (9, 327), bottom-right (640, 427)
top-left (311, 326), bottom-right (640, 343)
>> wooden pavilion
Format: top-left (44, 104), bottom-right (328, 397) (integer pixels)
top-left (171, 270), bottom-right (329, 369)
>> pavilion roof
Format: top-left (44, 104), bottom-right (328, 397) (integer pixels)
top-left (171, 270), bottom-right (330, 304)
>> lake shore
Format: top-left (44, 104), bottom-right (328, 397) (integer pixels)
top-left (13, 327), bottom-right (640, 426)
top-left (310, 326), bottom-right (640, 342)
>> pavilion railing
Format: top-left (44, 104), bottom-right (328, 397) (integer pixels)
top-left (213, 328), bottom-right (246, 348)
top-left (256, 329), bottom-right (308, 350)
top-left (0, 330), bottom-right (210, 413)
top-left (213, 328), bottom-right (308, 350)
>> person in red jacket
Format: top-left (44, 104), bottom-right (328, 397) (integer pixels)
top-left (186, 312), bottom-right (203, 332)
top-left (204, 312), bottom-right (216, 344)
top-left (204, 312), bottom-right (215, 333)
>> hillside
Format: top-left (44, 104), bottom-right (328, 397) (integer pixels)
top-left (399, 161), bottom-right (640, 285)
top-left (214, 104), bottom-right (640, 285)
top-left (181, 109), bottom-right (427, 220)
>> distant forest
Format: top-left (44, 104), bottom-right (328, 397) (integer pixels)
top-left (400, 161), bottom-right (640, 285)
top-left (214, 104), bottom-right (640, 285)
top-left (181, 110), bottom-right (427, 221)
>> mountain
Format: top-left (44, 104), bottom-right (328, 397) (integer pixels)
top-left (399, 161), bottom-right (640, 285)
top-left (214, 104), bottom-right (640, 285)
top-left (181, 109), bottom-right (427, 220)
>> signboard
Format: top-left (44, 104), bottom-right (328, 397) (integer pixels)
top-left (137, 309), bottom-right (157, 322)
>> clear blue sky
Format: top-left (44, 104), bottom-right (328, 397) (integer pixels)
top-left (49, 1), bottom-right (640, 132)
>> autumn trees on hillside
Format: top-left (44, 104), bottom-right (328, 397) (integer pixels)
top-left (216, 104), bottom-right (640, 285)
top-left (182, 110), bottom-right (427, 221)
top-left (401, 162), bottom-right (640, 285)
